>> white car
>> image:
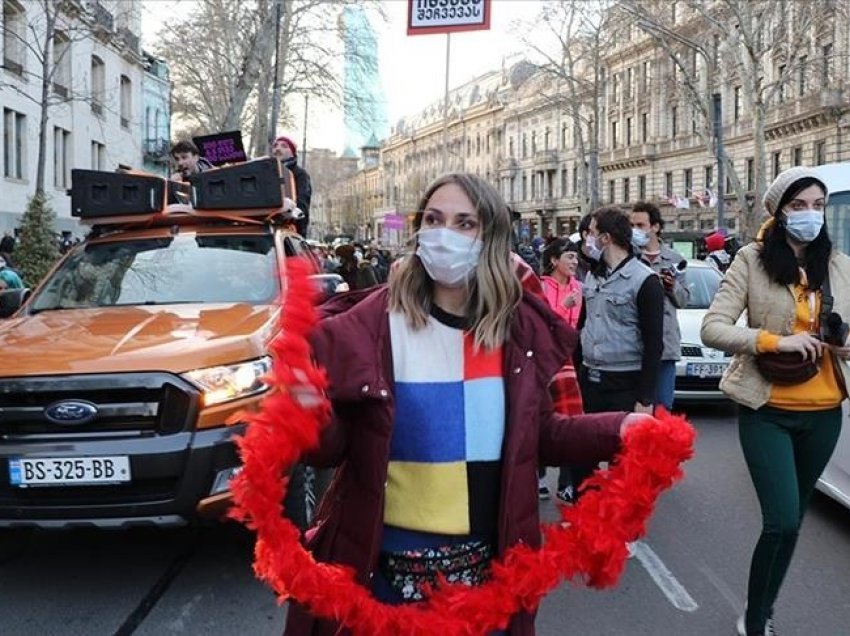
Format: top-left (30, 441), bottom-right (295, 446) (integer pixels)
top-left (674, 260), bottom-right (730, 403)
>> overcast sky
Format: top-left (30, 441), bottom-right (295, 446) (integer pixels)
top-left (141, 0), bottom-right (541, 153)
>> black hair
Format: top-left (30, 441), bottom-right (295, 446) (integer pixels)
top-left (541, 237), bottom-right (578, 275)
top-left (592, 206), bottom-right (632, 250)
top-left (759, 176), bottom-right (831, 289)
top-left (170, 140), bottom-right (199, 157)
top-left (631, 201), bottom-right (665, 232)
top-left (578, 213), bottom-right (592, 237)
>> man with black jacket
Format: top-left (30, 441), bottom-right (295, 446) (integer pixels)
top-left (271, 135), bottom-right (312, 238)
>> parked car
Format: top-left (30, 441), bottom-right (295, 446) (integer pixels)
top-left (674, 259), bottom-right (731, 403)
top-left (812, 163), bottom-right (850, 509)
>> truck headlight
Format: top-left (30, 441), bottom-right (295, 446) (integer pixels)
top-left (183, 357), bottom-right (272, 406)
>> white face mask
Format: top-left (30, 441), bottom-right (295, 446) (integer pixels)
top-left (416, 227), bottom-right (482, 288)
top-left (784, 210), bottom-right (824, 244)
top-left (584, 235), bottom-right (603, 261)
top-left (631, 228), bottom-right (650, 248)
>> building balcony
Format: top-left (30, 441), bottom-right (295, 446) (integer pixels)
top-left (144, 139), bottom-right (170, 162)
top-left (498, 157), bottom-right (518, 173)
top-left (90, 1), bottom-right (114, 33)
top-left (533, 149), bottom-right (559, 167)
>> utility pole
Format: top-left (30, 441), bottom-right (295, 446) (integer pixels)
top-left (268, 0), bottom-right (283, 149)
top-left (712, 93), bottom-right (725, 228)
top-left (302, 94), bottom-right (308, 169)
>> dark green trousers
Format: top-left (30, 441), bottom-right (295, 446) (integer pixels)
top-left (738, 405), bottom-right (842, 634)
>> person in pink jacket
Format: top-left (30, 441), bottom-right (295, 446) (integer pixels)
top-left (539, 237), bottom-right (584, 503)
top-left (541, 238), bottom-right (583, 328)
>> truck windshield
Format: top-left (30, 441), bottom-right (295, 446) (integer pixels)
top-left (29, 234), bottom-right (278, 312)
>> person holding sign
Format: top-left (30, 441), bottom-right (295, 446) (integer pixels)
top-left (271, 135), bottom-right (312, 237)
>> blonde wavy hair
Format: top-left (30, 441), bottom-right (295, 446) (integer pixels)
top-left (388, 173), bottom-right (522, 350)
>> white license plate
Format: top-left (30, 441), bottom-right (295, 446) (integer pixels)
top-left (686, 363), bottom-right (727, 378)
top-left (8, 456), bottom-right (131, 487)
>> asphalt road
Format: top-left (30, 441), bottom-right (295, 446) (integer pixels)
top-left (2, 404), bottom-right (849, 635)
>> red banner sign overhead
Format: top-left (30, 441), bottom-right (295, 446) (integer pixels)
top-left (407, 0), bottom-right (491, 36)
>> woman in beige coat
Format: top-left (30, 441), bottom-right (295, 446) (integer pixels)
top-left (701, 166), bottom-right (850, 636)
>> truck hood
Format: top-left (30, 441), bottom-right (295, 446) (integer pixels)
top-left (0, 304), bottom-right (278, 376)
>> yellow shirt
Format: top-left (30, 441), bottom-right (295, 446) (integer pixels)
top-left (756, 284), bottom-right (845, 410)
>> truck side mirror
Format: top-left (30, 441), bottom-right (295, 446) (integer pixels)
top-left (0, 288), bottom-right (30, 318)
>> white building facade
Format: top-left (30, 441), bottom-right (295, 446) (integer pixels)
top-left (1, 0), bottom-right (146, 235)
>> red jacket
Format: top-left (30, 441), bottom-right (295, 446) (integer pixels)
top-left (285, 287), bottom-right (626, 636)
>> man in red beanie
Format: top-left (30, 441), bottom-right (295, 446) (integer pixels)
top-left (704, 231), bottom-right (730, 272)
top-left (271, 135), bottom-right (312, 237)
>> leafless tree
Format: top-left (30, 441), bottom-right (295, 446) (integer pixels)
top-left (153, 0), bottom-right (385, 156)
top-left (622, 0), bottom-right (841, 239)
top-left (516, 1), bottom-right (622, 214)
top-left (0, 0), bottom-right (132, 194)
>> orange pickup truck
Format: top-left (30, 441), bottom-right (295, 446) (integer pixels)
top-left (0, 161), bottom-right (338, 530)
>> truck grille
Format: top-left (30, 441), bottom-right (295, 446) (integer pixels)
top-left (0, 373), bottom-right (199, 438)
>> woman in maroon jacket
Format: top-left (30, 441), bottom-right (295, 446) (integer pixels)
top-left (286, 173), bottom-right (651, 636)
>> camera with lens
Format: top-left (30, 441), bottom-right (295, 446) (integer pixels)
top-left (822, 311), bottom-right (850, 346)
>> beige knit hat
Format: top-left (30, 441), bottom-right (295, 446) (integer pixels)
top-left (762, 166), bottom-right (828, 215)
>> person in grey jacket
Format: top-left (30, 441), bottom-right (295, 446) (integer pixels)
top-left (630, 202), bottom-right (690, 409)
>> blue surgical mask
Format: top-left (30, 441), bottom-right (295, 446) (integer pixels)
top-left (631, 228), bottom-right (650, 248)
top-left (784, 210), bottom-right (824, 243)
top-left (584, 235), bottom-right (603, 261)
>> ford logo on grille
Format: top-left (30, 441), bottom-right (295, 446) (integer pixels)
top-left (44, 400), bottom-right (99, 426)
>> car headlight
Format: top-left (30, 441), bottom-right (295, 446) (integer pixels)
top-left (183, 357), bottom-right (272, 406)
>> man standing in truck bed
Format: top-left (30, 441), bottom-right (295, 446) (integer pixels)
top-left (271, 135), bottom-right (312, 238)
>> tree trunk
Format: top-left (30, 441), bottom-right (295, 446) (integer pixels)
top-left (222, 1), bottom-right (278, 132)
top-left (35, 4), bottom-right (55, 196)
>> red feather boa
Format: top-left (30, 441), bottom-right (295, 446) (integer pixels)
top-left (230, 258), bottom-right (696, 635)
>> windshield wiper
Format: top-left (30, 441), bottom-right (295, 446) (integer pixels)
top-left (29, 304), bottom-right (86, 314)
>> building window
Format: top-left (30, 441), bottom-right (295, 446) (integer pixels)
top-left (521, 134), bottom-right (527, 158)
top-left (684, 168), bottom-right (693, 197)
top-left (476, 134), bottom-right (481, 156)
top-left (544, 127), bottom-right (550, 151)
top-left (734, 86), bottom-right (742, 122)
top-left (746, 158), bottom-right (754, 191)
top-left (793, 147), bottom-right (803, 166)
top-left (120, 74), bottom-right (132, 128)
top-left (53, 31), bottom-right (71, 98)
top-left (641, 112), bottom-right (648, 142)
top-left (642, 60), bottom-right (651, 92)
top-left (522, 174), bottom-right (527, 200)
top-left (572, 163), bottom-right (578, 195)
top-left (700, 219), bottom-right (715, 230)
top-left (626, 117), bottom-right (632, 146)
top-left (3, 108), bottom-right (25, 179)
top-left (664, 171), bottom-right (673, 197)
top-left (798, 55), bottom-right (807, 96)
top-left (772, 151), bottom-right (781, 179)
top-left (623, 177), bottom-right (630, 203)
top-left (611, 121), bottom-right (618, 148)
top-left (671, 106), bottom-right (678, 138)
top-left (815, 140), bottom-right (826, 165)
top-left (3, 0), bottom-right (26, 76)
top-left (822, 43), bottom-right (833, 82)
top-left (509, 137), bottom-right (514, 157)
top-left (531, 131), bottom-right (537, 155)
top-left (704, 165), bottom-right (713, 189)
top-left (90, 55), bottom-right (105, 116)
top-left (611, 74), bottom-right (619, 105)
top-left (53, 126), bottom-right (70, 189)
top-left (727, 217), bottom-right (736, 230)
top-left (778, 65), bottom-right (786, 102)
top-left (625, 67), bottom-right (633, 99)
top-left (608, 179), bottom-right (615, 203)
top-left (561, 123), bottom-right (568, 149)
top-left (560, 168), bottom-right (567, 198)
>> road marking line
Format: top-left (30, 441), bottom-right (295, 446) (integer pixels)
top-left (631, 540), bottom-right (699, 612)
